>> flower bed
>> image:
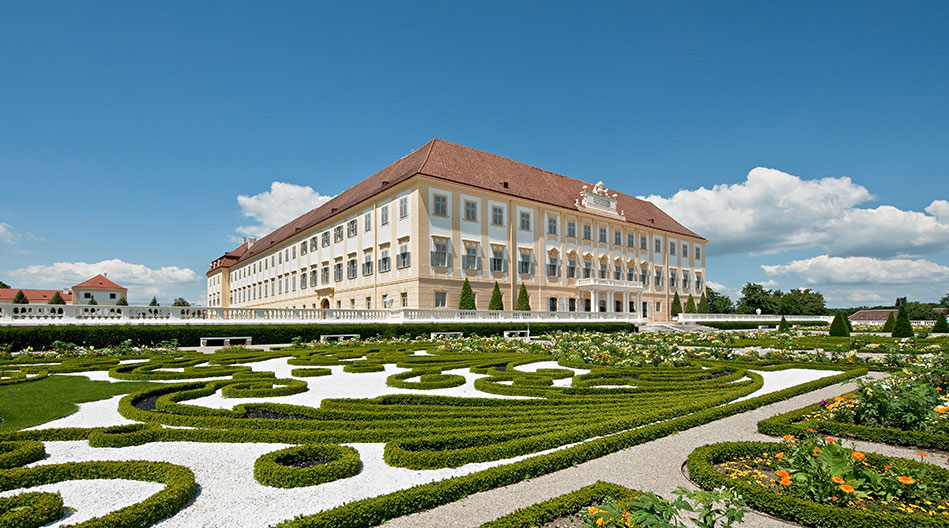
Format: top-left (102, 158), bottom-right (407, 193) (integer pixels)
top-left (688, 440), bottom-right (949, 527)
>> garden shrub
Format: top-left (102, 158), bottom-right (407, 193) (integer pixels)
top-left (893, 306), bottom-right (914, 338)
top-left (254, 444), bottom-right (361, 488)
top-left (516, 284), bottom-right (530, 311)
top-left (459, 279), bottom-right (476, 310)
top-left (477, 481), bottom-right (642, 528)
top-left (829, 312), bottom-right (850, 337)
top-left (882, 312), bottom-right (896, 332)
top-left (489, 282), bottom-right (504, 310)
top-left (0, 491), bottom-right (64, 528)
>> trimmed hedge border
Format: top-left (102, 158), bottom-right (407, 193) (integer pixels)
top-left (386, 370), bottom-right (467, 390)
top-left (477, 481), bottom-right (642, 528)
top-left (254, 444), bottom-right (361, 488)
top-left (290, 367), bottom-right (332, 378)
top-left (687, 441), bottom-right (949, 528)
top-left (0, 441), bottom-right (45, 469)
top-left (757, 398), bottom-right (949, 451)
top-left (0, 491), bottom-right (64, 528)
top-left (0, 322), bottom-right (638, 351)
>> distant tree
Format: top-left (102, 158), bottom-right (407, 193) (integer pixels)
top-left (0, 280), bottom-right (9, 289)
top-left (940, 293), bottom-right (949, 307)
top-left (458, 279), bottom-right (475, 310)
top-left (88, 297), bottom-right (98, 305)
top-left (895, 296), bottom-right (908, 307)
top-left (736, 283), bottom-right (777, 314)
top-left (892, 305), bottom-right (914, 338)
top-left (684, 294), bottom-right (696, 314)
top-left (829, 311), bottom-right (850, 337)
top-left (778, 316), bottom-right (790, 333)
top-left (116, 297), bottom-right (128, 306)
top-left (12, 290), bottom-right (28, 304)
top-left (778, 288), bottom-right (827, 315)
top-left (488, 282), bottom-right (504, 311)
top-left (881, 312), bottom-right (896, 332)
top-left (148, 296), bottom-right (159, 307)
top-left (705, 287), bottom-right (733, 314)
top-left (697, 294), bottom-right (710, 313)
top-left (48, 292), bottom-right (66, 305)
top-left (932, 314), bottom-right (949, 333)
top-left (670, 292), bottom-right (682, 317)
top-left (900, 302), bottom-right (938, 321)
top-left (515, 284), bottom-right (530, 311)
top-left (172, 297), bottom-right (190, 307)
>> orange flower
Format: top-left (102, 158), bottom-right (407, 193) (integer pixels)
top-left (851, 451), bottom-right (866, 460)
top-left (884, 465), bottom-right (892, 469)
top-left (780, 478), bottom-right (792, 486)
top-left (897, 476), bottom-right (916, 485)
top-left (807, 428), bottom-right (817, 433)
top-left (775, 452), bottom-right (784, 459)
top-left (812, 449), bottom-right (822, 457)
top-left (588, 506), bottom-right (599, 514)
top-left (935, 407), bottom-right (948, 414)
top-left (825, 437), bottom-right (836, 443)
top-left (832, 476), bottom-right (845, 484)
top-left (917, 452), bottom-right (928, 458)
top-left (834, 396), bottom-right (845, 402)
top-left (776, 470), bottom-right (790, 479)
top-left (782, 435), bottom-right (796, 442)
top-left (840, 484), bottom-right (855, 494)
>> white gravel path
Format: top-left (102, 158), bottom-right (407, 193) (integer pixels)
top-left (0, 479), bottom-right (164, 528)
top-left (734, 368), bottom-right (838, 402)
top-left (28, 394), bottom-right (138, 430)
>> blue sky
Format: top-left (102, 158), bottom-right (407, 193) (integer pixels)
top-left (1, 1), bottom-right (947, 305)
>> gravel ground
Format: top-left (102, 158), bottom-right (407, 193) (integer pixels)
top-left (0, 479), bottom-right (163, 528)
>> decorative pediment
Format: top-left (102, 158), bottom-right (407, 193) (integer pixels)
top-left (575, 181), bottom-right (626, 221)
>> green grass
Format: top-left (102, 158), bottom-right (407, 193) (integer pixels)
top-left (0, 375), bottom-right (157, 431)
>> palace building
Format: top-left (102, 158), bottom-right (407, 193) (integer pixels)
top-left (206, 139), bottom-right (706, 321)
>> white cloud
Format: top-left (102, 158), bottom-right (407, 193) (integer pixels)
top-left (642, 167), bottom-right (949, 258)
top-left (706, 281), bottom-right (741, 299)
top-left (0, 223), bottom-right (19, 244)
top-left (9, 259), bottom-right (199, 302)
top-left (235, 182), bottom-right (334, 239)
top-left (847, 291), bottom-right (884, 303)
top-left (761, 255), bottom-right (949, 285)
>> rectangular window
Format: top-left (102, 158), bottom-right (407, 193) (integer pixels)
top-left (583, 225), bottom-right (592, 240)
top-left (278, 252), bottom-right (282, 264)
top-left (695, 247), bottom-right (702, 260)
top-left (682, 271), bottom-right (690, 291)
top-left (641, 235), bottom-right (647, 250)
top-left (614, 231), bottom-right (621, 246)
top-left (366, 296), bottom-right (372, 309)
top-left (433, 194), bottom-right (448, 217)
top-left (431, 241), bottom-right (450, 267)
top-left (363, 252), bottom-right (374, 276)
top-left (434, 291), bottom-right (447, 308)
top-left (627, 268), bottom-right (636, 281)
top-left (347, 219), bottom-right (358, 237)
top-left (627, 234), bottom-right (635, 247)
top-left (655, 270), bottom-right (663, 287)
top-left (464, 200), bottom-right (477, 222)
top-left (292, 274), bottom-right (296, 291)
top-left (321, 265), bottom-right (329, 285)
top-left (300, 241), bottom-right (307, 256)
top-left (401, 292), bottom-right (408, 307)
top-left (655, 239), bottom-right (662, 253)
top-left (322, 232), bottom-right (330, 247)
top-left (462, 245), bottom-right (479, 270)
top-left (599, 262), bottom-right (608, 279)
top-left (309, 269), bottom-right (318, 287)
top-left (397, 241), bottom-right (411, 268)
top-left (614, 266), bottom-right (622, 280)
top-left (567, 259), bottom-right (577, 278)
top-left (380, 205), bottom-right (389, 225)
top-left (546, 256), bottom-right (559, 277)
top-left (364, 213), bottom-right (372, 232)
top-left (491, 206), bottom-right (504, 226)
top-left (641, 269), bottom-right (648, 286)
top-left (378, 248), bottom-right (391, 272)
top-left (300, 272), bottom-right (307, 289)
top-left (519, 211), bottom-right (531, 230)
top-left (310, 237), bottom-right (318, 252)
top-left (669, 272), bottom-right (677, 288)
top-left (334, 226), bottom-right (343, 242)
top-left (669, 241), bottom-right (676, 255)
top-left (292, 246), bottom-right (296, 259)
top-left (490, 248), bottom-right (505, 272)
top-left (334, 262), bottom-right (343, 282)
top-left (399, 196), bottom-right (408, 218)
top-left (109, 293), bottom-right (116, 299)
top-left (567, 222), bottom-right (576, 238)
top-left (598, 228), bottom-right (607, 243)
top-left (518, 251), bottom-right (533, 274)
top-left (278, 279), bottom-right (283, 294)
top-left (682, 244), bottom-right (688, 258)
top-left (696, 274), bottom-right (703, 291)
top-left (583, 261), bottom-right (592, 278)
top-left (547, 216), bottom-right (558, 235)
top-left (347, 257), bottom-right (357, 279)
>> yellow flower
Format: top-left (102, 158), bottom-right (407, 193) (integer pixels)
top-left (898, 476), bottom-right (916, 485)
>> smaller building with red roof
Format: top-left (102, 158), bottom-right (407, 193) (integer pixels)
top-left (0, 274), bottom-right (127, 305)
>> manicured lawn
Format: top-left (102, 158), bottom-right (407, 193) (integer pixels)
top-left (0, 375), bottom-right (156, 431)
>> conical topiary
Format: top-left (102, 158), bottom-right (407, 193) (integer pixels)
top-left (829, 311), bottom-right (850, 337)
top-left (778, 316), bottom-right (790, 333)
top-left (932, 315), bottom-right (949, 333)
top-left (697, 295), bottom-right (710, 313)
top-left (892, 305), bottom-right (913, 338)
top-left (88, 297), bottom-right (98, 305)
top-left (684, 294), bottom-right (696, 313)
top-left (458, 279), bottom-right (475, 310)
top-left (881, 311), bottom-right (896, 332)
top-left (148, 296), bottom-right (159, 307)
top-left (12, 290), bottom-right (28, 304)
top-left (48, 292), bottom-right (66, 305)
top-left (116, 297), bottom-right (128, 306)
top-left (488, 281), bottom-right (504, 311)
top-left (515, 284), bottom-right (531, 311)
top-left (670, 292), bottom-right (682, 317)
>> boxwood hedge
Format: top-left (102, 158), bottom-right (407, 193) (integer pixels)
top-left (477, 481), bottom-right (642, 528)
top-left (254, 444), bottom-right (361, 488)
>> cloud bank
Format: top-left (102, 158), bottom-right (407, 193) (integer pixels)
top-left (9, 259), bottom-right (199, 302)
top-left (235, 182), bottom-right (334, 239)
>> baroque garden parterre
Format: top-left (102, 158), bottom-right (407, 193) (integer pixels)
top-left (0, 329), bottom-right (947, 528)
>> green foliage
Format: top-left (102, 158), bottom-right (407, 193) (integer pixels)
top-left (685, 294), bottom-right (697, 314)
top-left (829, 312), bottom-right (850, 337)
top-left (671, 293), bottom-right (682, 317)
top-left (932, 316), bottom-right (949, 333)
top-left (778, 316), bottom-right (790, 333)
top-left (778, 288), bottom-right (828, 316)
top-left (254, 444), bottom-right (361, 488)
top-left (459, 279), bottom-right (476, 310)
top-left (736, 283), bottom-right (776, 314)
top-left (87, 297), bottom-right (97, 305)
top-left (603, 486), bottom-right (747, 528)
top-left (882, 312), bottom-right (896, 332)
top-left (477, 482), bottom-right (641, 528)
top-left (0, 281), bottom-right (8, 289)
top-left (11, 291), bottom-right (27, 304)
top-left (46, 292), bottom-right (66, 305)
top-left (702, 321), bottom-right (829, 330)
top-left (172, 297), bottom-right (190, 307)
top-left (705, 287), bottom-right (734, 314)
top-left (0, 490), bottom-right (63, 528)
top-left (489, 282), bottom-right (504, 310)
top-left (698, 295), bottom-right (710, 313)
top-left (116, 297), bottom-right (128, 306)
top-left (892, 305), bottom-right (914, 338)
top-left (515, 284), bottom-right (530, 311)
top-left (940, 293), bottom-right (949, 307)
top-left (835, 378), bottom-right (944, 433)
top-left (0, 375), bottom-right (156, 431)
top-left (148, 296), bottom-right (159, 306)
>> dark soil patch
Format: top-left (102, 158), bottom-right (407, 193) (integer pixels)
top-left (133, 395), bottom-right (159, 411)
top-left (244, 410), bottom-right (315, 420)
top-left (496, 365), bottom-right (507, 372)
top-left (710, 370), bottom-right (734, 379)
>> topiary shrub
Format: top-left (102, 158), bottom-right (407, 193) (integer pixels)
top-left (87, 298), bottom-right (98, 306)
top-left (829, 312), bottom-right (850, 337)
top-left (12, 290), bottom-right (27, 304)
top-left (149, 296), bottom-right (159, 306)
top-left (685, 294), bottom-right (696, 314)
top-left (932, 316), bottom-right (949, 334)
top-left (892, 305), bottom-right (914, 338)
top-left (488, 282), bottom-right (504, 311)
top-left (254, 444), bottom-right (361, 488)
top-left (778, 316), bottom-right (790, 333)
top-left (458, 279), bottom-right (476, 310)
top-left (697, 295), bottom-right (710, 313)
top-left (882, 311), bottom-right (896, 332)
top-left (47, 292), bottom-right (66, 305)
top-left (671, 292), bottom-right (682, 317)
top-left (515, 284), bottom-right (530, 311)
top-left (116, 297), bottom-right (128, 306)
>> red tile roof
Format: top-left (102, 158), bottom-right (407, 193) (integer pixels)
top-left (233, 138), bottom-right (704, 266)
top-left (72, 274), bottom-right (126, 291)
top-left (207, 241), bottom-right (250, 276)
top-left (0, 288), bottom-right (73, 303)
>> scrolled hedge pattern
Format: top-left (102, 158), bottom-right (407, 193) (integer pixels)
top-left (687, 441), bottom-right (949, 528)
top-left (254, 444), bottom-right (361, 488)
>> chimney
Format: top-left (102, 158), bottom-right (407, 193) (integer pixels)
top-left (247, 237), bottom-right (256, 248)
